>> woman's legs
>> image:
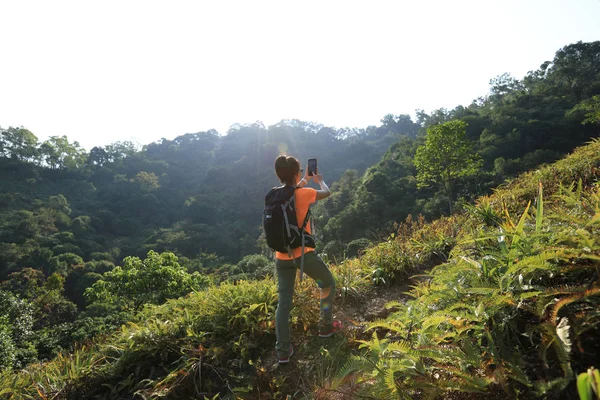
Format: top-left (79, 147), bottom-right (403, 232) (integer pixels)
top-left (275, 258), bottom-right (296, 357)
top-left (300, 251), bottom-right (336, 333)
top-left (275, 251), bottom-right (336, 357)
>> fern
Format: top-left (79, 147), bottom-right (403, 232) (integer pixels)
top-left (549, 287), bottom-right (600, 322)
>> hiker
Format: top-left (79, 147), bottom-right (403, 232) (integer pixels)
top-left (269, 155), bottom-right (340, 364)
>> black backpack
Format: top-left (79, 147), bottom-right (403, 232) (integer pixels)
top-left (263, 186), bottom-right (315, 271)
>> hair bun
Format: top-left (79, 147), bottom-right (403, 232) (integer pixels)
top-left (274, 154), bottom-right (300, 186)
top-left (275, 155), bottom-right (288, 167)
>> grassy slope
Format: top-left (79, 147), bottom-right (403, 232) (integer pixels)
top-left (2, 139), bottom-right (600, 399)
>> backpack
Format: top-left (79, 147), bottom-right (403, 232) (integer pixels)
top-left (263, 185), bottom-right (315, 280)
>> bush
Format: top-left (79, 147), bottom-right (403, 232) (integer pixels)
top-left (345, 238), bottom-right (371, 258)
top-left (233, 254), bottom-right (273, 280)
top-left (85, 251), bottom-right (210, 311)
top-left (322, 240), bottom-right (345, 262)
top-left (0, 321), bottom-right (16, 370)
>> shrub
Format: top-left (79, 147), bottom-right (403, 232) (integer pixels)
top-left (85, 251), bottom-right (210, 311)
top-left (0, 320), bottom-right (16, 371)
top-left (331, 258), bottom-right (370, 301)
top-left (345, 238), bottom-right (371, 258)
top-left (232, 254), bottom-right (274, 280)
top-left (322, 240), bottom-right (345, 262)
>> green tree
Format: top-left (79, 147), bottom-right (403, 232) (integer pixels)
top-left (569, 95), bottom-right (600, 125)
top-left (0, 268), bottom-right (45, 299)
top-left (39, 136), bottom-right (86, 170)
top-left (232, 254), bottom-right (273, 279)
top-left (0, 319), bottom-right (16, 370)
top-left (0, 290), bottom-right (35, 369)
top-left (488, 73), bottom-right (524, 107)
top-left (87, 146), bottom-right (109, 166)
top-left (414, 120), bottom-right (482, 213)
top-left (104, 141), bottom-right (138, 164)
top-left (320, 169), bottom-right (359, 217)
top-left (545, 41), bottom-right (600, 102)
top-left (135, 171), bottom-right (160, 193)
top-left (0, 127), bottom-right (38, 161)
top-left (85, 251), bottom-right (210, 311)
top-left (32, 273), bottom-right (78, 329)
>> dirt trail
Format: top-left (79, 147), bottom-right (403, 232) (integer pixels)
top-left (336, 283), bottom-right (410, 325)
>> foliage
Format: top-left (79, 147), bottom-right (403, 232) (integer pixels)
top-left (0, 278), bottom-right (324, 399)
top-left (0, 319), bottom-right (16, 371)
top-left (0, 127), bottom-right (38, 162)
top-left (85, 251), bottom-right (210, 311)
top-left (335, 158), bottom-right (600, 398)
top-left (578, 367), bottom-right (600, 400)
top-left (227, 254), bottom-right (274, 281)
top-left (0, 290), bottom-right (35, 370)
top-left (135, 171), bottom-right (160, 193)
top-left (353, 213), bottom-right (460, 286)
top-left (569, 95), bottom-right (600, 125)
top-left (0, 40), bottom-right (600, 397)
top-left (345, 238), bottom-right (371, 258)
top-left (330, 258), bottom-right (370, 302)
top-left (318, 40), bottom-right (600, 244)
top-left (415, 120), bottom-right (483, 213)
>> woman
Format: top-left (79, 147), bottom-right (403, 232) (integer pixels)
top-left (273, 155), bottom-right (340, 364)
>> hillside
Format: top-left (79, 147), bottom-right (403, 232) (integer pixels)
top-left (2, 138), bottom-right (598, 399)
top-left (0, 39), bottom-right (599, 398)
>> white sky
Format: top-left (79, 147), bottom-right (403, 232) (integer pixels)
top-left (1, 0), bottom-right (599, 150)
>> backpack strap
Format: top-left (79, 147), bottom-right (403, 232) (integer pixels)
top-left (300, 232), bottom-right (306, 282)
top-left (283, 186), bottom-right (297, 258)
top-left (281, 202), bottom-right (292, 238)
top-left (294, 190), bottom-right (312, 282)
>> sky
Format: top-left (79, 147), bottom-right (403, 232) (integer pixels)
top-left (1, 0), bottom-right (599, 150)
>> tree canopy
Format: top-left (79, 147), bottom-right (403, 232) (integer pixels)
top-left (85, 251), bottom-right (209, 311)
top-left (414, 120), bottom-right (482, 213)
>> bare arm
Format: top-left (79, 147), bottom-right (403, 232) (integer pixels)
top-left (313, 174), bottom-right (330, 200)
top-left (296, 168), bottom-right (312, 188)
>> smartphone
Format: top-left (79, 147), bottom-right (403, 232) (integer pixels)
top-left (307, 158), bottom-right (317, 176)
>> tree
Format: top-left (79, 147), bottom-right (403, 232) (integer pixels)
top-left (135, 171), bottom-right (160, 193)
top-left (545, 41), bottom-right (600, 102)
top-left (0, 319), bottom-right (16, 370)
top-left (568, 95), bottom-right (600, 125)
top-left (104, 141), bottom-right (138, 164)
top-left (87, 146), bottom-right (109, 166)
top-left (380, 114), bottom-right (419, 138)
top-left (488, 73), bottom-right (524, 108)
top-left (85, 251), bottom-right (210, 311)
top-left (0, 290), bottom-right (35, 369)
top-left (32, 273), bottom-right (78, 329)
top-left (414, 120), bottom-right (482, 213)
top-left (232, 254), bottom-right (273, 279)
top-left (0, 268), bottom-right (45, 299)
top-left (319, 169), bottom-right (359, 217)
top-left (0, 127), bottom-right (38, 161)
top-left (39, 136), bottom-right (86, 170)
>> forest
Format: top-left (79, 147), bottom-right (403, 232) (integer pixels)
top-left (0, 40), bottom-right (599, 399)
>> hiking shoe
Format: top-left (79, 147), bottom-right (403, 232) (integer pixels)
top-left (278, 345), bottom-right (294, 364)
top-left (319, 320), bottom-right (343, 338)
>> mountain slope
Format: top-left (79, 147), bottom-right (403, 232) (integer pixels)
top-left (3, 139), bottom-right (599, 399)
